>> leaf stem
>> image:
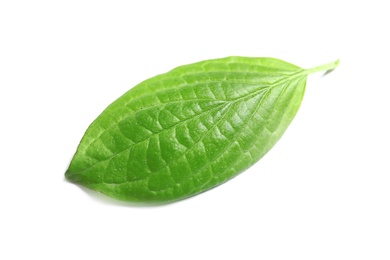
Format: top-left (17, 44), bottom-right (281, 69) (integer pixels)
top-left (305, 59), bottom-right (340, 75)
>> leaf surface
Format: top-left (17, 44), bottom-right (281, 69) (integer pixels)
top-left (66, 57), bottom-right (338, 203)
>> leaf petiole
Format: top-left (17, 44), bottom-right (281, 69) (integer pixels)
top-left (305, 59), bottom-right (340, 75)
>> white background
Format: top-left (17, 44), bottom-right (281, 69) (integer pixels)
top-left (1, 1), bottom-right (389, 259)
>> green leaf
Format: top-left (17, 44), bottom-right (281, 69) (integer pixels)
top-left (66, 57), bottom-right (339, 203)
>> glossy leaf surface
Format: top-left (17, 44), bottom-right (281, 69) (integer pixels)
top-left (66, 57), bottom-right (338, 203)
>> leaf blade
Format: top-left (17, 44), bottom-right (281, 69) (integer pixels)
top-left (66, 56), bottom-right (332, 203)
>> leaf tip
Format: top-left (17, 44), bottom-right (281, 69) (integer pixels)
top-left (65, 169), bottom-right (80, 184)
